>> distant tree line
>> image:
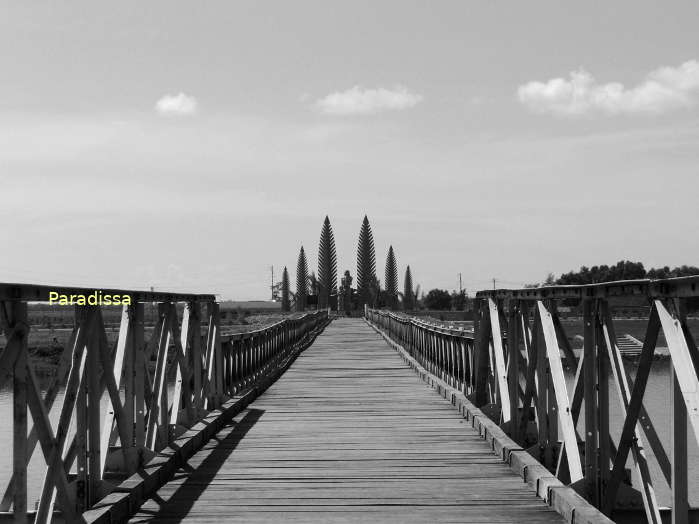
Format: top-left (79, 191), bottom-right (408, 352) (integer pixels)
top-left (525, 260), bottom-right (699, 313)
top-left (541, 260), bottom-right (699, 286)
top-left (420, 288), bottom-right (469, 311)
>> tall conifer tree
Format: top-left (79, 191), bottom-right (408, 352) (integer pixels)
top-left (317, 216), bottom-right (337, 309)
top-left (384, 246), bottom-right (398, 309)
top-left (356, 215), bottom-right (377, 307)
top-left (296, 246), bottom-right (308, 312)
top-left (281, 266), bottom-right (290, 312)
top-left (403, 265), bottom-right (414, 310)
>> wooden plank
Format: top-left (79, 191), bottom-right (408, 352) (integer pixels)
top-left (130, 319), bottom-right (567, 524)
top-left (672, 366), bottom-right (689, 524)
top-left (655, 300), bottom-right (699, 447)
top-left (487, 299), bottom-right (510, 423)
top-left (536, 302), bottom-right (582, 482)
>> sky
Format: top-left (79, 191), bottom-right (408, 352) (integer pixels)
top-left (1, 1), bottom-right (698, 299)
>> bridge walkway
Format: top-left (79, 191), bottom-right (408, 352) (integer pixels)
top-left (129, 317), bottom-right (564, 523)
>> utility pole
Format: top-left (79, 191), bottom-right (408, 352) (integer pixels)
top-left (492, 278), bottom-right (496, 290)
top-left (458, 273), bottom-right (462, 293)
top-left (270, 265), bottom-right (274, 300)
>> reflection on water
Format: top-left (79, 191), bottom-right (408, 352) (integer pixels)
top-left (0, 362), bottom-right (696, 509)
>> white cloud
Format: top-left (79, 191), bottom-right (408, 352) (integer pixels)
top-left (155, 92), bottom-right (198, 116)
top-left (315, 85), bottom-right (423, 115)
top-left (518, 60), bottom-right (699, 117)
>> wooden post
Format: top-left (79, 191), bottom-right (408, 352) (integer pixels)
top-left (518, 302), bottom-right (536, 438)
top-left (488, 299), bottom-right (510, 423)
top-left (11, 302), bottom-right (28, 524)
top-left (212, 303), bottom-right (224, 403)
top-left (473, 300), bottom-right (491, 407)
top-left (507, 302), bottom-right (520, 440)
top-left (191, 302), bottom-right (203, 415)
top-left (134, 302), bottom-right (146, 449)
top-left (533, 304), bottom-right (548, 465)
top-left (671, 365), bottom-right (688, 524)
top-left (146, 303), bottom-right (171, 450)
top-left (582, 298), bottom-right (599, 506)
top-left (655, 299), bottom-right (699, 446)
top-left (100, 304), bottom-right (133, 476)
top-left (672, 299), bottom-right (689, 524)
top-left (87, 309), bottom-right (102, 504)
top-left (596, 308), bottom-right (610, 495)
top-left (76, 358), bottom-right (88, 513)
top-left (123, 305), bottom-right (135, 454)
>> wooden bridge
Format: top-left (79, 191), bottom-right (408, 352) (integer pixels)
top-left (0, 278), bottom-right (698, 523)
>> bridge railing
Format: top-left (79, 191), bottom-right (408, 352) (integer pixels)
top-left (365, 310), bottom-right (475, 394)
top-left (368, 276), bottom-right (699, 524)
top-left (0, 283), bottom-right (328, 523)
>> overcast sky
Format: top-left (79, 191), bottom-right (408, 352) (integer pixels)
top-left (1, 1), bottom-right (698, 299)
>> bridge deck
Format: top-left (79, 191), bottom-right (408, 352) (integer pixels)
top-left (130, 318), bottom-right (564, 523)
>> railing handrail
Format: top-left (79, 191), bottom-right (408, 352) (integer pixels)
top-left (368, 309), bottom-right (474, 339)
top-left (222, 311), bottom-right (327, 342)
top-left (476, 275), bottom-right (699, 300)
top-left (0, 282), bottom-right (216, 302)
